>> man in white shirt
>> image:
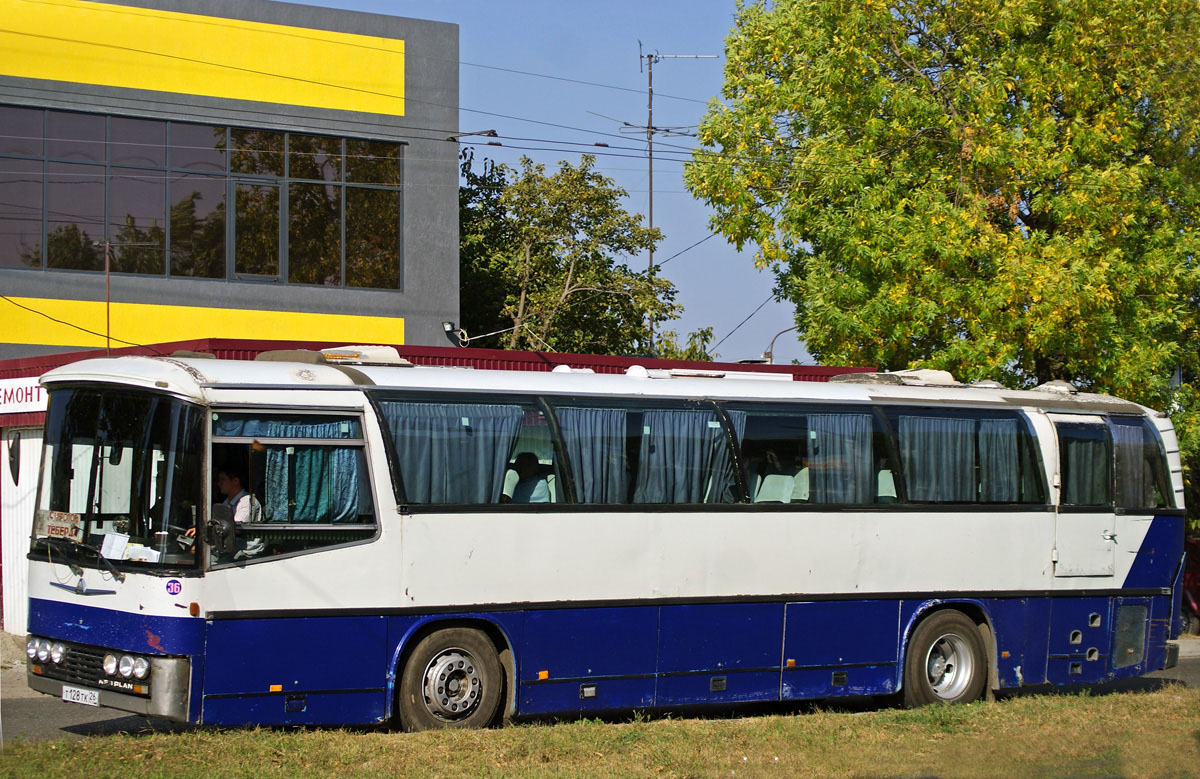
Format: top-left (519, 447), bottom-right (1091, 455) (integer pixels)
top-left (215, 466), bottom-right (264, 559)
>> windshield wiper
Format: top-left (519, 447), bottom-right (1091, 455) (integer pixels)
top-left (40, 537), bottom-right (126, 583)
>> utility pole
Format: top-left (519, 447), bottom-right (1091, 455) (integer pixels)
top-left (638, 43), bottom-right (716, 351)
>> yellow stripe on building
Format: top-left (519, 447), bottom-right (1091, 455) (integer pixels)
top-left (1, 0), bottom-right (404, 116)
top-left (4, 297), bottom-right (405, 348)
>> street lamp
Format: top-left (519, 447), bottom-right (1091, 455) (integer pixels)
top-left (762, 325), bottom-right (799, 365)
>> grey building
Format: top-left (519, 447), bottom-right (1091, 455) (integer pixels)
top-left (0, 0), bottom-right (459, 358)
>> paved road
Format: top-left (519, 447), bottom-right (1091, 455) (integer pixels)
top-left (3, 641), bottom-right (1198, 745)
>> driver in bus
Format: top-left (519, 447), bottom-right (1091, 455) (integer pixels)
top-left (215, 465), bottom-right (265, 559)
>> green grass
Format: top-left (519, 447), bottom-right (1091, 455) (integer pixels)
top-left (3, 686), bottom-right (1199, 778)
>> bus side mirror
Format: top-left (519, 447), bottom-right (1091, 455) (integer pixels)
top-left (6, 430), bottom-right (19, 485)
top-left (206, 503), bottom-right (236, 555)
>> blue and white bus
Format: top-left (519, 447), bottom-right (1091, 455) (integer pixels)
top-left (23, 348), bottom-right (1187, 729)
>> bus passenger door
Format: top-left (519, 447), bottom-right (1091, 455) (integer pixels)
top-left (1050, 415), bottom-right (1116, 577)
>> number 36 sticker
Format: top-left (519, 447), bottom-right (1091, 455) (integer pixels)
top-left (166, 579), bottom-right (182, 595)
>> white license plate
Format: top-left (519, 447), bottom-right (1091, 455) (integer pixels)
top-left (61, 685), bottom-right (100, 707)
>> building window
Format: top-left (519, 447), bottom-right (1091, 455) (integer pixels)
top-left (0, 105), bottom-right (405, 289)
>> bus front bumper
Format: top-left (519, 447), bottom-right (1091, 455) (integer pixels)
top-left (27, 655), bottom-right (192, 722)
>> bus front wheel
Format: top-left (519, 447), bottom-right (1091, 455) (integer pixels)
top-left (398, 627), bottom-right (503, 731)
top-left (903, 610), bottom-right (987, 707)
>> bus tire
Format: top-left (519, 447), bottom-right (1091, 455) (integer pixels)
top-left (903, 610), bottom-right (987, 707)
top-left (398, 627), bottom-right (503, 731)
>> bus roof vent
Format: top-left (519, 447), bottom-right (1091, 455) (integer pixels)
top-left (970, 379), bottom-right (1006, 389)
top-left (319, 345), bottom-right (412, 366)
top-left (1034, 379), bottom-right (1079, 395)
top-left (551, 364), bottom-right (595, 374)
top-left (830, 369), bottom-right (961, 386)
top-left (256, 349), bottom-right (326, 364)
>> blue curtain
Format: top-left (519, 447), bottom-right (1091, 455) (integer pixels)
top-left (707, 410), bottom-right (745, 503)
top-left (214, 417), bottom-right (360, 523)
top-left (379, 402), bottom-right (523, 504)
top-left (1112, 419), bottom-right (1152, 508)
top-left (809, 413), bottom-right (874, 504)
top-left (1058, 425), bottom-right (1110, 506)
top-left (555, 407), bottom-right (628, 503)
top-left (899, 415), bottom-right (976, 502)
top-left (978, 418), bottom-right (1019, 502)
top-left (633, 409), bottom-right (727, 504)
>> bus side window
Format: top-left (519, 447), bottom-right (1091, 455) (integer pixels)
top-left (210, 412), bottom-right (376, 562)
top-left (1111, 417), bottom-right (1173, 510)
top-left (1057, 422), bottom-right (1112, 507)
top-left (732, 405), bottom-right (882, 506)
top-left (376, 395), bottom-right (559, 506)
top-left (890, 408), bottom-right (1045, 505)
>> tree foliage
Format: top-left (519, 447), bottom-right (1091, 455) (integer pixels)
top-left (459, 151), bottom-right (679, 354)
top-left (654, 326), bottom-right (718, 362)
top-left (687, 0), bottom-right (1200, 523)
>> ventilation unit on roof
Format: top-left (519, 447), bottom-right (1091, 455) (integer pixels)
top-left (1034, 379), bottom-right (1079, 395)
top-left (829, 369), bottom-right (961, 387)
top-left (319, 346), bottom-right (412, 366)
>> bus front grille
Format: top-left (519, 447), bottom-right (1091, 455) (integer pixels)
top-left (35, 640), bottom-right (153, 698)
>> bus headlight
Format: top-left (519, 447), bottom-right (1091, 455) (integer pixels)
top-left (118, 654), bottom-right (134, 678)
top-left (132, 657), bottom-right (150, 679)
top-left (103, 653), bottom-right (118, 675)
top-left (36, 639), bottom-right (51, 662)
top-left (50, 642), bottom-right (66, 664)
top-left (26, 636), bottom-right (37, 659)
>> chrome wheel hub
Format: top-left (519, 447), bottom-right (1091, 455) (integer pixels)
top-left (422, 648), bottom-right (482, 720)
top-left (924, 632), bottom-right (974, 700)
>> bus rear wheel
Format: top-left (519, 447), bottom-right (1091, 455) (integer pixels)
top-left (903, 610), bottom-right (987, 707)
top-left (398, 627), bottom-right (503, 732)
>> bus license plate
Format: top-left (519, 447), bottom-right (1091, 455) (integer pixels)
top-left (61, 685), bottom-right (100, 707)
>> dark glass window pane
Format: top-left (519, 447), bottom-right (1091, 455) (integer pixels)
top-left (346, 187), bottom-right (399, 288)
top-left (734, 404), bottom-right (888, 505)
top-left (289, 134), bottom-right (341, 181)
top-left (47, 111), bottom-right (105, 162)
top-left (0, 158), bottom-right (43, 267)
top-left (170, 173), bottom-right (225, 278)
top-left (231, 129), bottom-right (284, 176)
top-left (234, 182), bottom-right (279, 276)
top-left (1057, 423), bottom-right (1112, 507)
top-left (111, 117), bottom-right (166, 168)
top-left (1112, 418), bottom-right (1173, 509)
top-left (171, 123), bottom-right (226, 172)
top-left (46, 162), bottom-right (104, 270)
top-left (288, 182), bottom-right (340, 285)
top-left (0, 105), bottom-right (43, 157)
top-left (108, 167), bottom-right (165, 274)
top-left (375, 397), bottom-right (529, 505)
top-left (346, 139), bottom-right (400, 185)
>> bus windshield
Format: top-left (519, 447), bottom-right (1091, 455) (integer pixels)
top-left (30, 387), bottom-right (205, 571)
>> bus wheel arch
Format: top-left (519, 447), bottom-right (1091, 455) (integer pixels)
top-left (392, 619), bottom-right (511, 731)
top-left (901, 605), bottom-right (992, 707)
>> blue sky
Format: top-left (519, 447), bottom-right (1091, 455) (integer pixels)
top-left (296, 0), bottom-right (811, 364)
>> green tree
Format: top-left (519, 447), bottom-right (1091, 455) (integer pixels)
top-left (654, 327), bottom-right (717, 362)
top-left (459, 151), bottom-right (678, 354)
top-left (687, 0), bottom-right (1200, 523)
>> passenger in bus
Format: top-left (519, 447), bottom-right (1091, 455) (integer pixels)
top-left (507, 452), bottom-right (551, 503)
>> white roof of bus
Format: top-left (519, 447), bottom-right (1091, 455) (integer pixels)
top-left (38, 354), bottom-right (1152, 415)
